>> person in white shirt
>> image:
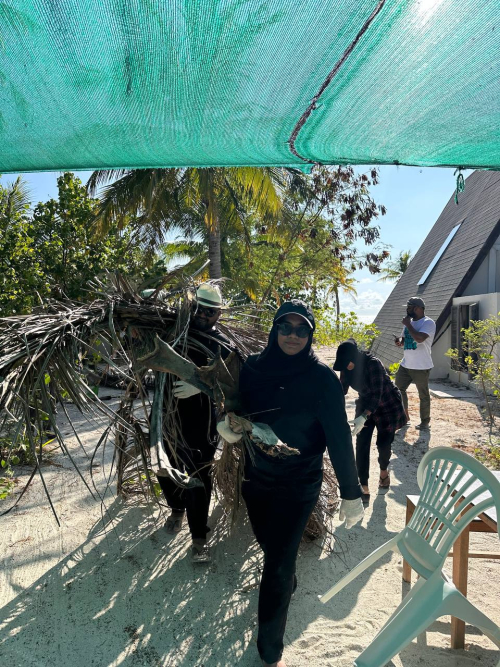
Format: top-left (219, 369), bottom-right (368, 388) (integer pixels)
top-left (394, 297), bottom-right (436, 431)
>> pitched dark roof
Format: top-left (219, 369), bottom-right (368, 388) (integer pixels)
top-left (371, 170), bottom-right (500, 368)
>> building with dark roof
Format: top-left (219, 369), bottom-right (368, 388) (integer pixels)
top-left (371, 170), bottom-right (500, 379)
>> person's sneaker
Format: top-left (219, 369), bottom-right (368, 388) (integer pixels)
top-left (191, 541), bottom-right (211, 563)
top-left (415, 422), bottom-right (430, 431)
top-left (164, 511), bottom-right (185, 534)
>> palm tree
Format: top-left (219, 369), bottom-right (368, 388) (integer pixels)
top-left (378, 250), bottom-right (412, 283)
top-left (328, 271), bottom-right (358, 330)
top-left (0, 176), bottom-right (31, 220)
top-left (87, 167), bottom-right (285, 279)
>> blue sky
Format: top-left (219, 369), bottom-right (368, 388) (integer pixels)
top-left (2, 166), bottom-right (465, 321)
top-left (344, 165), bottom-right (469, 322)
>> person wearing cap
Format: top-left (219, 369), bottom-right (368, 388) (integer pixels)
top-left (394, 297), bottom-right (436, 431)
top-left (217, 299), bottom-right (363, 667)
top-left (334, 341), bottom-right (406, 503)
top-left (156, 282), bottom-right (234, 563)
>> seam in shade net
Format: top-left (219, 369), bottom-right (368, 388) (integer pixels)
top-left (454, 167), bottom-right (465, 204)
top-left (287, 0), bottom-right (388, 164)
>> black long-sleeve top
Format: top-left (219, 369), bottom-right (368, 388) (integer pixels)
top-left (240, 357), bottom-right (362, 500)
top-left (175, 326), bottom-right (234, 443)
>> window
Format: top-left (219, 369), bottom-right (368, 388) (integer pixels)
top-left (418, 223), bottom-right (462, 285)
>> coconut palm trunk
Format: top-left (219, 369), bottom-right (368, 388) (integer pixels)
top-left (208, 226), bottom-right (222, 279)
top-left (334, 284), bottom-right (340, 331)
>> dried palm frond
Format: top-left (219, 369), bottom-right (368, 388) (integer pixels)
top-left (303, 459), bottom-right (340, 547)
top-left (0, 270), bottom-right (268, 524)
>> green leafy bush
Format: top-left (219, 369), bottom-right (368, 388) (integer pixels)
top-left (314, 308), bottom-right (379, 349)
top-left (389, 361), bottom-right (400, 380)
top-left (446, 312), bottom-right (500, 468)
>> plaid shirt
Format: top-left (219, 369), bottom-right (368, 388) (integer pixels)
top-left (341, 355), bottom-right (406, 434)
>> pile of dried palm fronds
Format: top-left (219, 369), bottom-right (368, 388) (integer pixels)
top-left (0, 269), bottom-right (340, 545)
top-left (0, 270), bottom-right (262, 518)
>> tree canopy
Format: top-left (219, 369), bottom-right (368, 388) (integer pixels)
top-left (0, 173), bottom-right (148, 315)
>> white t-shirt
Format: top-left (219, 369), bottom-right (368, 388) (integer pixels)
top-left (400, 316), bottom-right (436, 370)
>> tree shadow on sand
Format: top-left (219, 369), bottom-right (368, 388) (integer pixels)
top-left (0, 497), bottom-right (265, 667)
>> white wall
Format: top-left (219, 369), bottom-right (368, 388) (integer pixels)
top-left (432, 239), bottom-right (500, 383)
top-left (463, 241), bottom-right (500, 296)
top-left (452, 292), bottom-right (500, 319)
top-left (445, 292), bottom-right (500, 384)
top-left (430, 314), bottom-right (451, 380)
top-left (462, 254), bottom-right (489, 296)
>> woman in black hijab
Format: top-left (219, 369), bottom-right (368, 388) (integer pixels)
top-left (218, 300), bottom-right (363, 667)
top-left (333, 341), bottom-right (406, 504)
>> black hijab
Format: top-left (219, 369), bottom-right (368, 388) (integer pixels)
top-left (240, 300), bottom-right (319, 393)
top-left (334, 340), bottom-right (373, 392)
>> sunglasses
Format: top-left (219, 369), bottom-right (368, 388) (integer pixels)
top-left (276, 322), bottom-right (311, 338)
top-left (193, 304), bottom-right (218, 318)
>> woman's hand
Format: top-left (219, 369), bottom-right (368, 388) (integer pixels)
top-left (349, 415), bottom-right (367, 436)
top-left (217, 414), bottom-right (251, 443)
top-left (338, 497), bottom-right (364, 529)
top-left (227, 412), bottom-right (253, 434)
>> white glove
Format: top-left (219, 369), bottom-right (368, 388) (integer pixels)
top-left (217, 415), bottom-right (243, 443)
top-left (173, 381), bottom-right (201, 399)
top-left (339, 498), bottom-right (364, 529)
top-left (349, 414), bottom-right (367, 436)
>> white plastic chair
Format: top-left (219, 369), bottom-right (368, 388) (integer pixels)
top-left (320, 446), bottom-right (500, 667)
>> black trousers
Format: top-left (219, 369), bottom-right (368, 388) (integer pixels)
top-left (157, 436), bottom-right (217, 540)
top-left (242, 472), bottom-right (321, 664)
top-left (355, 417), bottom-right (394, 486)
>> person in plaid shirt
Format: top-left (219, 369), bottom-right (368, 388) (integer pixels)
top-left (334, 340), bottom-right (406, 504)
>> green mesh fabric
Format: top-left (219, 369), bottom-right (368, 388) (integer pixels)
top-left (1, 0), bottom-right (499, 173)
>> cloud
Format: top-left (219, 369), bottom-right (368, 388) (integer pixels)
top-left (356, 290), bottom-right (386, 309)
top-left (359, 278), bottom-right (373, 284)
top-left (340, 289), bottom-right (387, 320)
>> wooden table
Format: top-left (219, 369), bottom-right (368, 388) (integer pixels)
top-left (403, 471), bottom-right (500, 649)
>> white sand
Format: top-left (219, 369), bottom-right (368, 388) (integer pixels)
top-left (1, 366), bottom-right (499, 667)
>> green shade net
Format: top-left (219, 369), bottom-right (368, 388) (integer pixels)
top-left (1, 0), bottom-right (499, 173)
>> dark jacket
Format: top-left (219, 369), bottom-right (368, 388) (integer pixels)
top-left (341, 354), bottom-right (406, 433)
top-left (240, 357), bottom-right (362, 500)
top-left (175, 327), bottom-right (234, 444)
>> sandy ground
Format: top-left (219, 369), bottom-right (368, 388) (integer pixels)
top-left (1, 350), bottom-right (499, 667)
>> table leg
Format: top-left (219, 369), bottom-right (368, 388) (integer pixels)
top-left (402, 499), bottom-right (414, 583)
top-left (451, 525), bottom-right (470, 649)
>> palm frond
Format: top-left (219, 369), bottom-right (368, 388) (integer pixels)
top-left (89, 169), bottom-right (180, 235)
top-left (377, 250), bottom-right (413, 282)
top-left (1, 176), bottom-right (32, 218)
top-left (0, 270), bottom-right (267, 524)
top-left (86, 169), bottom-right (132, 196)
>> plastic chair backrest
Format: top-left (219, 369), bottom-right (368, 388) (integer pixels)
top-left (399, 447), bottom-right (500, 578)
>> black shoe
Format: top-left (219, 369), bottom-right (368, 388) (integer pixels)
top-left (191, 540), bottom-right (211, 563)
top-left (415, 422), bottom-right (430, 431)
top-left (165, 511), bottom-right (185, 534)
